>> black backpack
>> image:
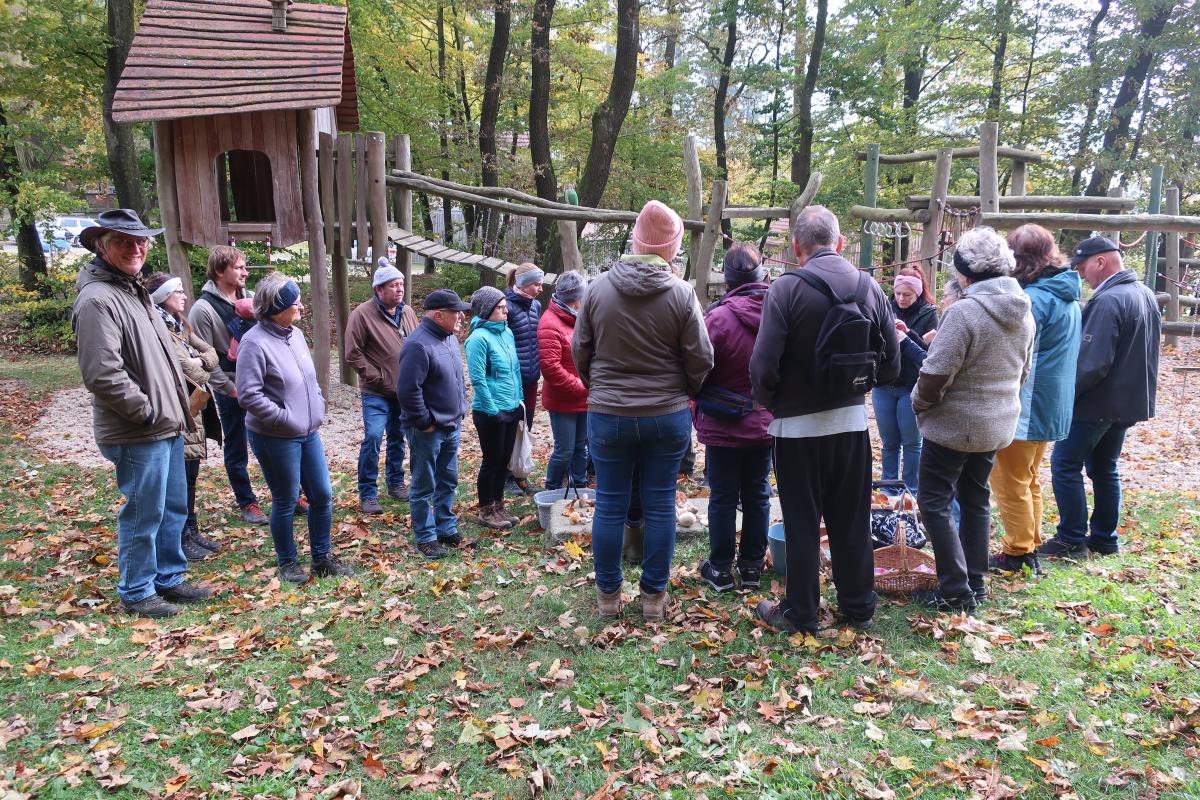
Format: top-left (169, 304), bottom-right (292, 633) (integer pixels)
top-left (782, 268), bottom-right (884, 396)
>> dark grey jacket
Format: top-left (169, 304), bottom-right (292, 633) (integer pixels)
top-left (1074, 269), bottom-right (1160, 423)
top-left (750, 249), bottom-right (900, 417)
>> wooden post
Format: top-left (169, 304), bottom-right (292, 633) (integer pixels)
top-left (694, 179), bottom-right (726, 302)
top-left (1166, 186), bottom-right (1180, 348)
top-left (322, 133), bottom-right (354, 387)
top-left (1009, 160), bottom-right (1027, 197)
top-left (1106, 187), bottom-right (1124, 247)
top-left (1144, 164), bottom-right (1163, 289)
top-left (684, 134), bottom-right (703, 276)
top-left (557, 220), bottom-right (582, 271)
top-left (336, 133), bottom-right (354, 263)
top-left (978, 122), bottom-right (1000, 215)
top-left (355, 133), bottom-right (369, 262)
top-left (918, 148), bottom-right (953, 288)
top-left (393, 135), bottom-right (412, 286)
top-left (367, 132), bottom-right (389, 268)
top-left (298, 110), bottom-right (331, 398)
top-left (152, 121), bottom-right (193, 300)
top-left (858, 143), bottom-right (879, 270)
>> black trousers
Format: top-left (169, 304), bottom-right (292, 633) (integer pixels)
top-left (474, 410), bottom-right (519, 505)
top-left (185, 457), bottom-right (200, 528)
top-left (775, 431), bottom-right (876, 630)
top-left (918, 439), bottom-right (996, 601)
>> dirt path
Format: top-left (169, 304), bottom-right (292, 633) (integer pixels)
top-left (28, 339), bottom-right (1200, 491)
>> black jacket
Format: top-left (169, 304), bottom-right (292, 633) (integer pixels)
top-left (1074, 269), bottom-right (1160, 424)
top-left (395, 316), bottom-right (469, 430)
top-left (750, 249), bottom-right (901, 417)
top-left (888, 297), bottom-right (938, 388)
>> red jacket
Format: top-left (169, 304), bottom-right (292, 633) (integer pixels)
top-left (538, 301), bottom-right (587, 413)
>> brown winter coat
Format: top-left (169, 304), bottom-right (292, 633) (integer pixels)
top-left (344, 298), bottom-right (419, 397)
top-left (166, 321), bottom-right (219, 460)
top-left (72, 257), bottom-right (194, 446)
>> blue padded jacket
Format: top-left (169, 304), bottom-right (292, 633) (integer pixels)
top-left (505, 287), bottom-right (542, 383)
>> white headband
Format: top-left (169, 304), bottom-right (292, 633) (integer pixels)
top-left (516, 268), bottom-right (545, 288)
top-left (150, 276), bottom-right (183, 305)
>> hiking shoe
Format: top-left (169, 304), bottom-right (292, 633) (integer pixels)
top-left (476, 503), bottom-right (512, 530)
top-left (438, 532), bottom-right (464, 548)
top-left (639, 587), bottom-right (669, 621)
top-left (834, 610), bottom-right (874, 631)
top-left (181, 532), bottom-right (214, 561)
top-left (1038, 537), bottom-right (1089, 560)
top-left (699, 560), bottom-right (735, 593)
top-left (755, 599), bottom-right (813, 635)
top-left (312, 556), bottom-right (354, 578)
top-left (122, 594), bottom-right (181, 618)
top-left (1087, 539), bottom-right (1120, 556)
top-left (295, 495), bottom-right (310, 514)
top-left (596, 586), bottom-right (623, 617)
top-left (361, 496), bottom-right (384, 515)
top-left (989, 551), bottom-right (1041, 574)
top-left (158, 580), bottom-right (213, 604)
top-left (190, 527), bottom-right (221, 553)
top-left (737, 564), bottom-right (762, 589)
top-left (239, 502), bottom-right (268, 525)
top-left (416, 540), bottom-right (449, 560)
top-left (388, 483), bottom-right (410, 502)
top-left (278, 560), bottom-right (308, 584)
top-left (911, 588), bottom-right (976, 614)
top-left (496, 501), bottom-right (520, 525)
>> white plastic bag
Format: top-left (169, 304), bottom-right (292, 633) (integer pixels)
top-left (508, 406), bottom-right (534, 478)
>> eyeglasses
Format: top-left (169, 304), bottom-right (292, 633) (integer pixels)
top-left (109, 236), bottom-right (151, 251)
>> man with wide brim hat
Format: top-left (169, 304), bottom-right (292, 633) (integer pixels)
top-left (72, 208), bottom-right (213, 618)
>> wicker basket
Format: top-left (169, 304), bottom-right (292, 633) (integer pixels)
top-left (872, 481), bottom-right (938, 594)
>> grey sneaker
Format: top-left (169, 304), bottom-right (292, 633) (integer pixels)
top-left (361, 496), bottom-right (384, 515)
top-left (239, 503), bottom-right (268, 525)
top-left (278, 560), bottom-right (309, 584)
top-left (755, 600), bottom-right (813, 635)
top-left (122, 594), bottom-right (181, 618)
top-left (311, 556), bottom-right (354, 578)
top-left (158, 580), bottom-right (213, 604)
top-left (181, 532), bottom-right (214, 561)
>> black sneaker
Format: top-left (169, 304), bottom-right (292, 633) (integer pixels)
top-left (181, 533), bottom-right (214, 561)
top-left (911, 588), bottom-right (976, 614)
top-left (834, 610), bottom-right (874, 631)
top-left (438, 532), bottom-right (464, 548)
top-left (1087, 540), bottom-right (1119, 556)
top-left (312, 556), bottom-right (354, 578)
top-left (388, 483), bottom-right (410, 502)
top-left (158, 580), bottom-right (213, 604)
top-left (361, 496), bottom-right (384, 515)
top-left (699, 560), bottom-right (735, 592)
top-left (989, 551), bottom-right (1041, 574)
top-left (278, 560), bottom-right (309, 584)
top-left (970, 584), bottom-right (988, 605)
top-left (191, 528), bottom-right (221, 553)
top-left (1038, 537), bottom-right (1089, 560)
top-left (737, 564), bottom-right (762, 589)
top-left (755, 599), bottom-right (815, 635)
top-left (122, 594), bottom-right (181, 618)
top-left (416, 540), bottom-right (449, 560)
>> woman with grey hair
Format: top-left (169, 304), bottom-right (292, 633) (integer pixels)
top-left (538, 270), bottom-right (590, 489)
top-left (237, 272), bottom-right (353, 583)
top-left (910, 227), bottom-right (1035, 613)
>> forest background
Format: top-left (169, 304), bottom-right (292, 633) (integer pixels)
top-left (1, 0), bottom-right (1197, 299)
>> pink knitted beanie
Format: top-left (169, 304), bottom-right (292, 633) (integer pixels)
top-left (631, 200), bottom-right (684, 264)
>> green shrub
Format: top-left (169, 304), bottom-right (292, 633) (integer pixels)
top-left (439, 261), bottom-right (495, 299)
top-left (0, 267), bottom-right (79, 353)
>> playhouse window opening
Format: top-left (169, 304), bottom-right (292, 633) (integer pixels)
top-left (217, 150), bottom-right (276, 223)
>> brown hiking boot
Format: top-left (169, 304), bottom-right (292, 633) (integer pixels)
top-left (639, 587), bottom-right (668, 621)
top-left (496, 499), bottom-right (520, 525)
top-left (476, 502), bottom-right (512, 530)
top-left (596, 586), bottom-right (623, 617)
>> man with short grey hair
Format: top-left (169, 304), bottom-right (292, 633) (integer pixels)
top-left (750, 205), bottom-right (900, 634)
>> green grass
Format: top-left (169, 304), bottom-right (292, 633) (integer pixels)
top-left (0, 354), bottom-right (79, 398)
top-left (1, 362), bottom-right (1199, 798)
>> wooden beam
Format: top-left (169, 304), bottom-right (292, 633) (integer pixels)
top-left (684, 133), bottom-right (703, 276)
top-left (792, 171), bottom-right (823, 217)
top-left (151, 120), bottom-right (192, 301)
top-left (298, 109), bottom-right (330, 398)
top-left (850, 206), bottom-right (930, 224)
top-left (694, 179), bottom-right (726, 302)
top-left (393, 135), bottom-right (412, 286)
top-left (979, 122), bottom-right (1000, 215)
top-left (367, 132), bottom-right (389, 268)
top-left (855, 145), bottom-right (1046, 164)
top-left (904, 194), bottom-right (1136, 211)
top-left (917, 148), bottom-right (953, 287)
top-left (320, 132), bottom-right (354, 388)
top-left (858, 144), bottom-right (880, 270)
top-left (978, 212), bottom-right (1200, 234)
top-left (1162, 321), bottom-right (1200, 337)
top-left (1156, 293), bottom-right (1200, 308)
top-left (1165, 187), bottom-right (1181, 348)
top-left (718, 206), bottom-right (791, 219)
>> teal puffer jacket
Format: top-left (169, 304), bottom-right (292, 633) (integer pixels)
top-left (465, 317), bottom-right (524, 416)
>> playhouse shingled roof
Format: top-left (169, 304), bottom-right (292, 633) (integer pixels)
top-left (112, 0), bottom-right (358, 130)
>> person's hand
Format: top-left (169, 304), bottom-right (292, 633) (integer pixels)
top-left (227, 385), bottom-right (238, 398)
top-left (422, 424), bottom-right (434, 433)
top-left (922, 329), bottom-right (937, 344)
top-left (894, 320), bottom-right (909, 335)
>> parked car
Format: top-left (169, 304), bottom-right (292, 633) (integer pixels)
top-left (53, 216), bottom-right (99, 246)
top-left (34, 222), bottom-right (72, 253)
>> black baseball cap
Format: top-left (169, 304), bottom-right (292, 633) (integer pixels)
top-left (422, 288), bottom-right (471, 312)
top-left (1068, 236), bottom-right (1120, 267)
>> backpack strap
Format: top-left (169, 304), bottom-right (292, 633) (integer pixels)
top-left (790, 268), bottom-right (860, 305)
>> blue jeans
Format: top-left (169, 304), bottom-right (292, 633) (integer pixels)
top-left (248, 430), bottom-right (334, 564)
top-left (1050, 420), bottom-right (1130, 550)
top-left (357, 393), bottom-right (407, 500)
top-left (546, 411), bottom-right (589, 489)
top-left (706, 444), bottom-right (771, 571)
top-left (98, 436), bottom-right (189, 603)
top-left (408, 426), bottom-right (461, 544)
top-left (589, 409), bottom-right (691, 594)
top-left (215, 391), bottom-right (259, 508)
top-left (872, 385), bottom-right (921, 494)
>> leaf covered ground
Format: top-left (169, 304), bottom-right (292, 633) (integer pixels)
top-left (1, 358), bottom-right (1199, 800)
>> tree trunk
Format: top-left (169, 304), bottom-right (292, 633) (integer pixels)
top-left (449, 1), bottom-right (476, 239)
top-left (767, 0), bottom-right (788, 227)
top-left (1118, 62), bottom-right (1155, 190)
top-left (986, 0), bottom-right (1012, 121)
top-left (575, 0), bottom-right (640, 212)
top-left (104, 0), bottom-right (146, 218)
top-left (789, 0), bottom-right (808, 184)
top-left (530, 0), bottom-right (560, 265)
top-left (436, 5), bottom-right (455, 247)
top-left (1070, 0), bottom-right (1112, 194)
top-left (664, 0), bottom-right (678, 117)
top-left (1083, 0), bottom-right (1176, 197)
top-left (479, 0), bottom-right (511, 254)
top-left (0, 105), bottom-right (49, 294)
top-left (714, 0), bottom-right (737, 241)
top-left (791, 0), bottom-right (826, 190)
